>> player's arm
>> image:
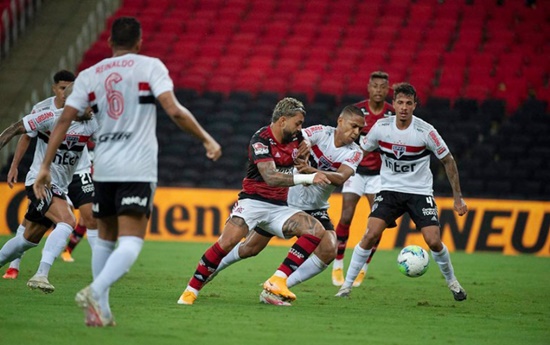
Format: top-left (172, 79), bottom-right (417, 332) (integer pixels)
top-left (0, 120), bottom-right (26, 151)
top-left (257, 160), bottom-right (330, 187)
top-left (7, 134), bottom-right (32, 188)
top-left (295, 162), bottom-right (354, 187)
top-left (440, 153), bottom-right (468, 216)
top-left (157, 91), bottom-right (222, 161)
top-left (33, 106), bottom-right (78, 198)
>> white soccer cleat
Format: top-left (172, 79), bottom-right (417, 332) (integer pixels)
top-left (75, 286), bottom-right (115, 327)
top-left (448, 280), bottom-right (467, 301)
top-left (335, 286), bottom-right (352, 298)
top-left (27, 275), bottom-right (55, 293)
top-left (259, 289), bottom-right (292, 306)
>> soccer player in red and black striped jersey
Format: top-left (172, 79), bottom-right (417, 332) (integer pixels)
top-left (178, 97), bottom-right (331, 305)
top-left (332, 71), bottom-right (395, 287)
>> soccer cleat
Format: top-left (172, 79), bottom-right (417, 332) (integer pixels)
top-left (259, 289), bottom-right (292, 306)
top-left (75, 286), bottom-right (114, 327)
top-left (27, 275), bottom-right (55, 293)
top-left (332, 268), bottom-right (344, 286)
top-left (3, 267), bottom-right (19, 279)
top-left (352, 268), bottom-right (366, 287)
top-left (335, 286), bottom-right (352, 298)
top-left (177, 289), bottom-right (197, 305)
top-left (263, 275), bottom-right (296, 301)
top-left (61, 250), bottom-right (74, 262)
top-left (448, 280), bottom-right (467, 301)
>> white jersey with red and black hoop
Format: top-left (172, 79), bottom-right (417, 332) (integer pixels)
top-left (354, 100), bottom-right (394, 175)
top-left (22, 109), bottom-right (99, 192)
top-left (28, 96), bottom-right (92, 175)
top-left (66, 53), bottom-right (173, 182)
top-left (288, 125), bottom-right (363, 210)
top-left (239, 125), bottom-right (302, 206)
top-left (361, 116), bottom-right (449, 196)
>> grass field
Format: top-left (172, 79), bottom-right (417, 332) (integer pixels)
top-left (0, 236), bottom-right (548, 345)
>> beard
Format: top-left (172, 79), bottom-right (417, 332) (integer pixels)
top-left (281, 129), bottom-right (296, 144)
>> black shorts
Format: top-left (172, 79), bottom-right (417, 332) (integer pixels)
top-left (24, 184), bottom-right (66, 228)
top-left (93, 181), bottom-right (156, 218)
top-left (67, 172), bottom-right (94, 209)
top-left (254, 208), bottom-right (334, 237)
top-left (370, 191), bottom-right (440, 229)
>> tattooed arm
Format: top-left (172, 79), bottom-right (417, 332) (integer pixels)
top-left (257, 160), bottom-right (295, 187)
top-left (441, 153), bottom-right (468, 216)
top-left (0, 120), bottom-right (26, 151)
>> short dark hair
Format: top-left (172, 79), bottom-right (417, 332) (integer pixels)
top-left (393, 82), bottom-right (417, 102)
top-left (341, 105), bottom-right (363, 118)
top-left (53, 70), bottom-right (75, 84)
top-left (369, 71), bottom-right (389, 82)
top-left (111, 17), bottom-right (141, 49)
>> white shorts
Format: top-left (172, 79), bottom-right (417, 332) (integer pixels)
top-left (341, 173), bottom-right (381, 196)
top-left (230, 198), bottom-right (302, 239)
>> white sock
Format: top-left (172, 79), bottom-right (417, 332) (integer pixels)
top-left (86, 229), bottom-right (98, 251)
top-left (431, 243), bottom-right (456, 283)
top-left (332, 258), bottom-right (344, 270)
top-left (215, 242), bottom-right (243, 273)
top-left (343, 244), bottom-right (371, 288)
top-left (36, 222), bottom-right (73, 276)
top-left (91, 236), bottom-right (143, 296)
top-left (0, 233), bottom-right (37, 267)
top-left (92, 238), bottom-right (116, 279)
top-left (8, 224), bottom-right (27, 269)
top-left (287, 254), bottom-right (327, 288)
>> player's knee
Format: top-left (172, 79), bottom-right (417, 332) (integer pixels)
top-left (315, 240), bottom-right (337, 264)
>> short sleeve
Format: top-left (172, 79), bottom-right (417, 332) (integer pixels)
top-left (149, 58), bottom-right (174, 97)
top-left (249, 133), bottom-right (273, 163)
top-left (360, 122), bottom-right (380, 152)
top-left (22, 110), bottom-right (57, 134)
top-left (342, 149), bottom-right (363, 171)
top-left (65, 70), bottom-right (91, 114)
top-left (426, 128), bottom-right (450, 159)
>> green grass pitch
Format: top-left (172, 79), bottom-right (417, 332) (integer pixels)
top-left (0, 236), bottom-right (548, 345)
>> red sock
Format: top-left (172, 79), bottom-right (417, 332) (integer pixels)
top-left (335, 222), bottom-right (351, 260)
top-left (66, 223), bottom-right (87, 252)
top-left (188, 242), bottom-right (227, 291)
top-left (366, 236), bottom-right (382, 264)
top-left (278, 234), bottom-right (321, 277)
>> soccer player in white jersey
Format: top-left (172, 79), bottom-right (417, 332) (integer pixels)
top-left (33, 17), bottom-right (222, 327)
top-left (2, 71), bottom-right (99, 279)
top-left (0, 84), bottom-right (99, 293)
top-left (206, 105), bottom-right (365, 306)
top-left (335, 83), bottom-right (468, 301)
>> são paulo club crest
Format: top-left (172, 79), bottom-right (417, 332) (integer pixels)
top-left (392, 144), bottom-right (406, 159)
top-left (64, 135), bottom-right (80, 149)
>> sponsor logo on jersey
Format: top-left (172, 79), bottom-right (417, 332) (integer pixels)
top-left (28, 120), bottom-right (37, 130)
top-left (392, 144), bottom-right (406, 159)
top-left (252, 142), bottom-right (269, 155)
top-left (304, 125), bottom-right (323, 137)
top-left (385, 159), bottom-right (417, 173)
top-left (437, 147), bottom-right (447, 155)
top-left (97, 132), bottom-right (132, 143)
top-left (121, 196), bottom-right (148, 207)
top-left (34, 111), bottom-right (55, 125)
top-left (429, 130), bottom-right (441, 146)
top-left (346, 151), bottom-right (362, 165)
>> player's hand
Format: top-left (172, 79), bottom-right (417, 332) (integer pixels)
top-left (7, 166), bottom-right (18, 188)
top-left (312, 172), bottom-right (331, 186)
top-left (204, 139), bottom-right (222, 161)
top-left (33, 166), bottom-right (52, 199)
top-left (454, 197), bottom-right (468, 216)
top-left (295, 158), bottom-right (314, 174)
top-left (295, 141), bottom-right (310, 162)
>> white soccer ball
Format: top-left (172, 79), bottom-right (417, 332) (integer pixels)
top-left (397, 245), bottom-right (430, 277)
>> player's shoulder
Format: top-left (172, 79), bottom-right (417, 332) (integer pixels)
top-left (376, 116), bottom-right (394, 126)
top-left (304, 124), bottom-right (331, 137)
top-left (412, 116), bottom-right (435, 133)
top-left (31, 97), bottom-right (55, 113)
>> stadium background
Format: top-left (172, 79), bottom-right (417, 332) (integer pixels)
top-left (0, 0), bottom-right (548, 255)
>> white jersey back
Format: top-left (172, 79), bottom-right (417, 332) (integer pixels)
top-left (66, 53), bottom-right (174, 182)
top-left (288, 125), bottom-right (363, 210)
top-left (22, 109), bottom-right (99, 192)
top-left (361, 116), bottom-right (449, 196)
top-left (28, 97), bottom-right (92, 175)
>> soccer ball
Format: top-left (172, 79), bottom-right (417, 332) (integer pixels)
top-left (397, 245), bottom-right (430, 277)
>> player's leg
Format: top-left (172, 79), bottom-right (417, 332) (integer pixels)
top-left (178, 215), bottom-right (249, 305)
top-left (413, 195), bottom-right (466, 301)
top-left (263, 211), bottom-right (325, 302)
top-left (352, 191), bottom-right (378, 287)
top-left (288, 210), bottom-right (335, 288)
top-left (213, 228), bottom-right (272, 279)
top-left (62, 216), bottom-right (86, 262)
top-left (333, 174), bottom-right (363, 286)
top-left (28, 195), bottom-right (76, 293)
top-left (2, 222), bottom-right (27, 279)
